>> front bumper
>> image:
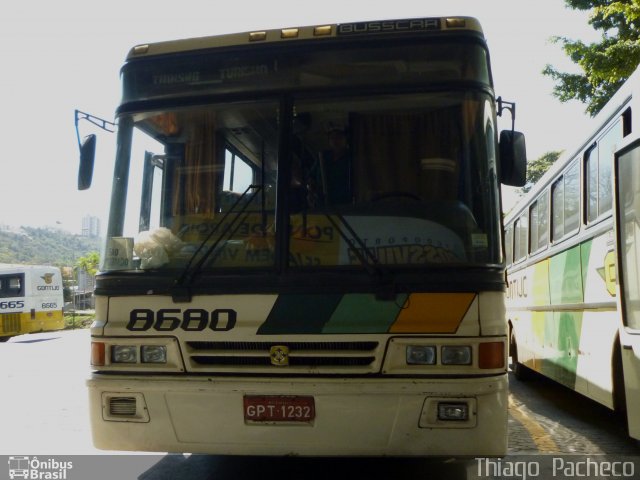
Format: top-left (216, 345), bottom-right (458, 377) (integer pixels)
top-left (88, 373), bottom-right (507, 456)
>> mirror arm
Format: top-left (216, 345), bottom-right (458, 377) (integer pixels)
top-left (74, 109), bottom-right (116, 150)
top-left (496, 97), bottom-right (516, 133)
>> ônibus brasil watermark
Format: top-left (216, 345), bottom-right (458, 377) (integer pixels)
top-left (7, 456), bottom-right (73, 480)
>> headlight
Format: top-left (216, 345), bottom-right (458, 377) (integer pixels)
top-left (111, 345), bottom-right (138, 363)
top-left (92, 338), bottom-right (182, 372)
top-left (441, 345), bottom-right (472, 365)
top-left (141, 345), bottom-right (167, 363)
top-left (406, 345), bottom-right (436, 365)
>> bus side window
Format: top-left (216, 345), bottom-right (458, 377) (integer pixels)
top-left (552, 162), bottom-right (579, 242)
top-left (505, 225), bottom-right (514, 266)
top-left (0, 274), bottom-right (24, 297)
top-left (224, 147), bottom-right (253, 194)
top-left (514, 214), bottom-right (528, 262)
top-left (529, 190), bottom-right (549, 253)
top-left (564, 163), bottom-right (580, 234)
top-left (586, 119), bottom-right (622, 223)
top-left (552, 177), bottom-right (564, 241)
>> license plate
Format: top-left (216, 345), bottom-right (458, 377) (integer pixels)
top-left (243, 395), bottom-right (315, 423)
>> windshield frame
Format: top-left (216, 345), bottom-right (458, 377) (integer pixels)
top-left (103, 85), bottom-right (502, 276)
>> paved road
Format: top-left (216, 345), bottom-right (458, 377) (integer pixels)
top-left (0, 329), bottom-right (95, 455)
top-left (507, 364), bottom-right (639, 455)
top-left (1, 330), bottom-right (638, 480)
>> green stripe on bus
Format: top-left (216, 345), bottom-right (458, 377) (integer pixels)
top-left (580, 239), bottom-right (593, 297)
top-left (322, 293), bottom-right (408, 333)
top-left (540, 311), bottom-right (582, 389)
top-left (549, 245), bottom-right (583, 305)
top-left (257, 294), bottom-right (342, 334)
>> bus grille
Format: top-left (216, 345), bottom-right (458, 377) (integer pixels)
top-left (185, 341), bottom-right (381, 373)
top-left (1, 314), bottom-right (21, 334)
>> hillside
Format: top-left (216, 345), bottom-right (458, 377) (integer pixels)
top-left (0, 226), bottom-right (101, 266)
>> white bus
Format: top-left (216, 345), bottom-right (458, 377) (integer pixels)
top-left (505, 65), bottom-right (640, 440)
top-left (0, 264), bottom-right (65, 342)
top-left (79, 17), bottom-right (526, 456)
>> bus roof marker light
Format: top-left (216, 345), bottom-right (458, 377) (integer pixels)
top-left (445, 18), bottom-right (466, 29)
top-left (281, 28), bottom-right (299, 39)
top-left (314, 25), bottom-right (332, 36)
top-left (132, 45), bottom-right (149, 55)
top-left (249, 31), bottom-right (267, 42)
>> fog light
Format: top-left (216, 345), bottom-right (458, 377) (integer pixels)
top-left (441, 345), bottom-right (472, 365)
top-left (438, 402), bottom-right (468, 421)
top-left (406, 345), bottom-right (436, 365)
top-left (142, 345), bottom-right (167, 363)
top-left (112, 345), bottom-right (138, 363)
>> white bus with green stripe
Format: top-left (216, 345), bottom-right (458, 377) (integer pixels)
top-left (77, 16), bottom-right (526, 456)
top-left (505, 65), bottom-right (640, 440)
top-left (0, 264), bottom-right (64, 342)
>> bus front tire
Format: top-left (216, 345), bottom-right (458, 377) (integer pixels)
top-left (510, 329), bottom-right (533, 381)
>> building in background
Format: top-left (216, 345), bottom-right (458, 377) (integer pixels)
top-left (82, 215), bottom-right (100, 238)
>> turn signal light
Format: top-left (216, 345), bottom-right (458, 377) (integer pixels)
top-left (91, 342), bottom-right (105, 366)
top-left (479, 341), bottom-right (505, 369)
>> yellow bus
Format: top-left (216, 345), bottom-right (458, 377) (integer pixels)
top-left (78, 17), bottom-right (526, 455)
top-left (505, 65), bottom-right (640, 440)
top-left (0, 264), bottom-right (65, 342)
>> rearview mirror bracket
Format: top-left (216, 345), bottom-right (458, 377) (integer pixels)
top-left (74, 109), bottom-right (116, 190)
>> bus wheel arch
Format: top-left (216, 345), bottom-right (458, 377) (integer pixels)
top-left (509, 321), bottom-right (533, 381)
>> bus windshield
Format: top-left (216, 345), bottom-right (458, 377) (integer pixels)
top-left (104, 89), bottom-right (500, 272)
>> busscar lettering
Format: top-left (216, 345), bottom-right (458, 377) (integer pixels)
top-left (128, 308), bottom-right (237, 332)
top-left (338, 18), bottom-right (440, 35)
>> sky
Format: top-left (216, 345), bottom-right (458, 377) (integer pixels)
top-left (0, 0), bottom-right (599, 234)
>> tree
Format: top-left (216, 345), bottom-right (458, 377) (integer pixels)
top-left (76, 252), bottom-right (100, 275)
top-left (522, 151), bottom-right (563, 194)
top-left (543, 0), bottom-right (640, 116)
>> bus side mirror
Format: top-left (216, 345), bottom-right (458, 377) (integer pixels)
top-left (499, 130), bottom-right (526, 187)
top-left (78, 134), bottom-right (96, 190)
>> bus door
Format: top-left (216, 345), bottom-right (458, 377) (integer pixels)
top-left (614, 139), bottom-right (640, 440)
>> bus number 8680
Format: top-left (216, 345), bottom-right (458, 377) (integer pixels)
top-left (127, 308), bottom-right (237, 332)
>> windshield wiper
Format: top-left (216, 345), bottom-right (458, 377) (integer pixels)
top-left (318, 209), bottom-right (396, 299)
top-left (172, 185), bottom-right (262, 302)
top-left (323, 210), bottom-right (397, 299)
top-left (320, 211), bottom-right (382, 276)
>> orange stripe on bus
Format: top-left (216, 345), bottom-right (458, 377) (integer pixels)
top-left (389, 293), bottom-right (476, 333)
